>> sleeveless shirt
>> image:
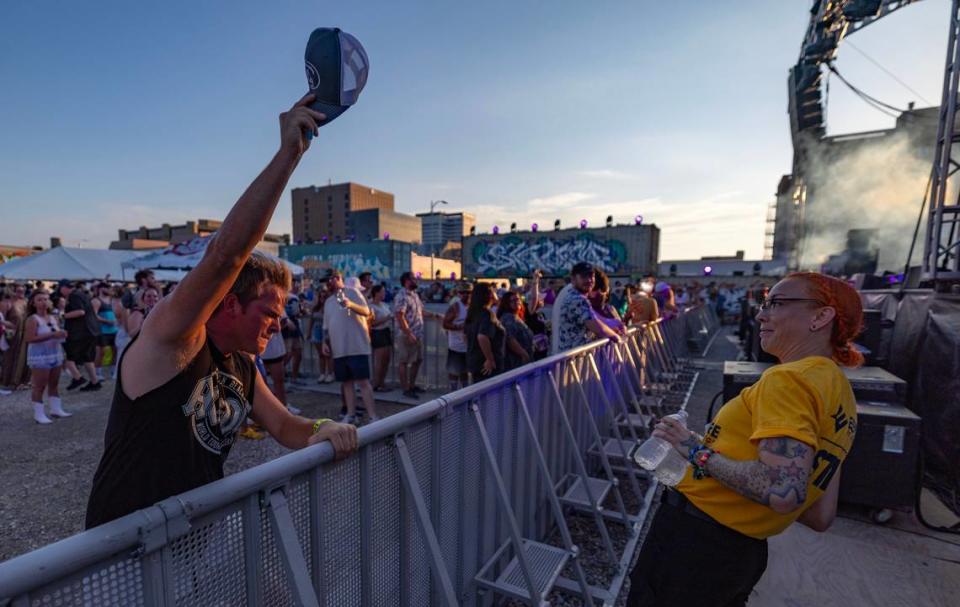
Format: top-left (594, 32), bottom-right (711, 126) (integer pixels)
top-left (85, 333), bottom-right (256, 528)
top-left (447, 299), bottom-right (468, 353)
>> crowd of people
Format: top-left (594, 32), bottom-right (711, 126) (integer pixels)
top-left (1, 260), bottom-right (775, 432)
top-left (0, 271), bottom-right (164, 423)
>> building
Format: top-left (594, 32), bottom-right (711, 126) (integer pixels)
top-left (290, 182), bottom-right (421, 245)
top-left (0, 243), bottom-right (44, 264)
top-left (416, 211), bottom-right (476, 255)
top-left (282, 241), bottom-right (463, 284)
top-left (660, 249), bottom-right (787, 282)
top-left (110, 219), bottom-right (289, 255)
top-left (772, 105), bottom-right (941, 271)
top-left (282, 241), bottom-right (412, 281)
top-left (462, 223), bottom-right (659, 279)
top-left (351, 209), bottom-right (422, 246)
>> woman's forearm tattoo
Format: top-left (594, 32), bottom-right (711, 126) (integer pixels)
top-left (704, 437), bottom-right (813, 508)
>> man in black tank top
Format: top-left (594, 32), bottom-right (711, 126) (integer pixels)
top-left (85, 95), bottom-right (358, 529)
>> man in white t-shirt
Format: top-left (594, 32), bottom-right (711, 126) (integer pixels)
top-left (322, 269), bottom-right (380, 424)
top-left (442, 281), bottom-right (472, 392)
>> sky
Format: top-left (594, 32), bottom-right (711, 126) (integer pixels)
top-left (0, 0), bottom-right (950, 260)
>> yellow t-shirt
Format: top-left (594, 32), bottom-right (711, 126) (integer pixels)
top-left (676, 356), bottom-right (857, 539)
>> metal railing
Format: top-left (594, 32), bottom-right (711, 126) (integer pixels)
top-left (0, 306), bottom-right (717, 607)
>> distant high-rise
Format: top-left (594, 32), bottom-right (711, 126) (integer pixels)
top-left (291, 182), bottom-right (421, 244)
top-left (417, 211), bottom-right (476, 254)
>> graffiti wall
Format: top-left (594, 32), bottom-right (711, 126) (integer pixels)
top-left (463, 225), bottom-right (658, 278)
top-left (281, 241), bottom-right (412, 281)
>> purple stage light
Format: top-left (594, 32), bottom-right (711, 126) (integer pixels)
top-left (531, 223), bottom-right (538, 232)
top-left (579, 219), bottom-right (588, 229)
top-left (492, 225), bottom-right (500, 235)
top-left (635, 215), bottom-right (643, 225)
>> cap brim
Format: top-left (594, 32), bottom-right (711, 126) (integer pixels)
top-left (309, 99), bottom-right (349, 126)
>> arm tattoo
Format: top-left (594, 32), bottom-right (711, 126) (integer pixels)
top-left (704, 437), bottom-right (814, 511)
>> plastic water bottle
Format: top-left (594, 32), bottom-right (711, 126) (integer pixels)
top-left (633, 410), bottom-right (690, 486)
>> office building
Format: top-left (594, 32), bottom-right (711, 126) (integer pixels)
top-left (291, 182), bottom-right (421, 244)
top-left (417, 211), bottom-right (475, 254)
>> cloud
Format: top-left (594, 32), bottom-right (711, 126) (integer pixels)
top-left (526, 191), bottom-right (597, 210)
top-left (578, 169), bottom-right (636, 180)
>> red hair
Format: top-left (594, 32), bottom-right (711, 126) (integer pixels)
top-left (787, 272), bottom-right (864, 367)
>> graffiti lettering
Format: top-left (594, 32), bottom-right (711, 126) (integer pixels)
top-left (471, 237), bottom-right (627, 277)
top-left (300, 254), bottom-right (390, 280)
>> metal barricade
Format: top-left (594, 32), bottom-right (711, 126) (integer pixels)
top-left (0, 307), bottom-right (714, 607)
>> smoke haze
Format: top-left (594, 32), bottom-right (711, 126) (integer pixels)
top-left (798, 130), bottom-right (931, 272)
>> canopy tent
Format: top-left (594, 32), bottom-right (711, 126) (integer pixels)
top-left (122, 235), bottom-right (303, 276)
top-left (0, 247), bottom-right (180, 282)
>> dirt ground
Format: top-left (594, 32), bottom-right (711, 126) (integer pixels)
top-left (0, 374), bottom-right (415, 561)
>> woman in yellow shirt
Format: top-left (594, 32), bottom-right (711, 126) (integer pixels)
top-left (627, 272), bottom-right (864, 607)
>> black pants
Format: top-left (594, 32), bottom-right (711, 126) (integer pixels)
top-left (627, 491), bottom-right (768, 607)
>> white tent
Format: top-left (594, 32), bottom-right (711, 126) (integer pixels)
top-left (0, 247), bottom-right (171, 281)
top-left (122, 235), bottom-right (303, 276)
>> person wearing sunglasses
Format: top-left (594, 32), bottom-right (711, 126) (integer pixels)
top-left (628, 272), bottom-right (863, 607)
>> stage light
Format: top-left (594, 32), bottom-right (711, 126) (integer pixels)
top-left (704, 265), bottom-right (713, 276)
top-left (579, 219), bottom-right (588, 229)
top-left (554, 219), bottom-right (561, 231)
top-left (635, 215), bottom-right (643, 225)
top-left (605, 215), bottom-right (613, 227)
top-left (531, 223), bottom-right (538, 232)
top-left (492, 225), bottom-right (500, 235)
top-left (510, 222), bottom-right (517, 233)
top-left (383, 232), bottom-right (390, 240)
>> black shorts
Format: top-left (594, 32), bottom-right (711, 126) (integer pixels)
top-left (262, 355), bottom-right (285, 365)
top-left (371, 327), bottom-right (392, 349)
top-left (446, 349), bottom-right (467, 375)
top-left (98, 333), bottom-right (117, 348)
top-left (334, 355), bottom-right (370, 382)
top-left (65, 337), bottom-right (97, 364)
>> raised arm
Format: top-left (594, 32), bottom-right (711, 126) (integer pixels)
top-left (143, 94), bottom-right (324, 349)
top-left (121, 94), bottom-right (324, 398)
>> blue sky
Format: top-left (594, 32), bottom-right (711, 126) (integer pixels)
top-left (0, 0), bottom-right (949, 259)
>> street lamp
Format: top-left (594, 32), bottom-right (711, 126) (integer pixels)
top-left (428, 199), bottom-right (449, 283)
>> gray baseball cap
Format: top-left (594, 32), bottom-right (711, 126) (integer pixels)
top-left (304, 28), bottom-right (369, 126)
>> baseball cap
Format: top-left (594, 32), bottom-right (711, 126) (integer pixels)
top-left (321, 268), bottom-right (342, 281)
top-left (304, 28), bottom-right (369, 126)
top-left (571, 262), bottom-right (594, 277)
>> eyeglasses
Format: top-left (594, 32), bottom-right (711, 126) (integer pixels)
top-left (758, 297), bottom-right (821, 312)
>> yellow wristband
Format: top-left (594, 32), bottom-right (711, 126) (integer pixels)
top-left (312, 418), bottom-right (332, 434)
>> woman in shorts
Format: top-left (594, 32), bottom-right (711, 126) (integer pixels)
top-left (24, 289), bottom-right (71, 424)
top-left (368, 284), bottom-right (393, 392)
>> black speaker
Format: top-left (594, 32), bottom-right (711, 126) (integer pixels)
top-left (839, 402), bottom-right (921, 510)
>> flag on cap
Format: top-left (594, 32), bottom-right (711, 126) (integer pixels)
top-left (304, 28), bottom-right (369, 126)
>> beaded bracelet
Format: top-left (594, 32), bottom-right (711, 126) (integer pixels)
top-left (312, 418), bottom-right (333, 434)
top-left (687, 444), bottom-right (716, 480)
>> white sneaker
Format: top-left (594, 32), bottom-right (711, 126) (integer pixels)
top-left (286, 404), bottom-right (302, 415)
top-left (325, 373), bottom-right (335, 383)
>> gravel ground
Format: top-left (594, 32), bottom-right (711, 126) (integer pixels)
top-left (0, 374), bottom-right (416, 561)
